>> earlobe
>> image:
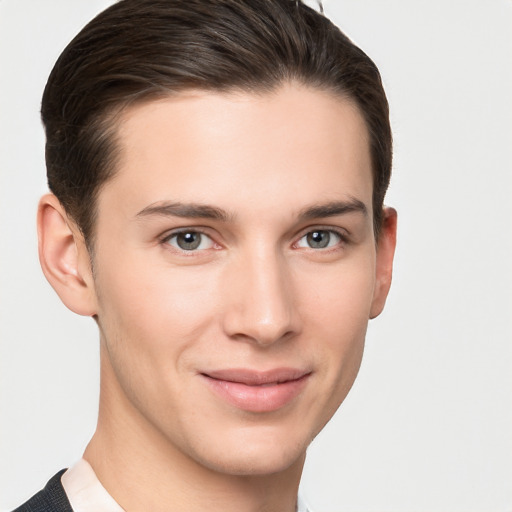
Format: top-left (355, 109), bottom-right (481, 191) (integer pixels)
top-left (37, 193), bottom-right (97, 316)
top-left (370, 207), bottom-right (397, 319)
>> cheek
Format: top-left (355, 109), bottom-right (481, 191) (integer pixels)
top-left (92, 254), bottom-right (224, 430)
top-left (299, 257), bottom-right (375, 404)
top-left (301, 254), bottom-right (376, 337)
top-left (93, 251), bottom-right (222, 374)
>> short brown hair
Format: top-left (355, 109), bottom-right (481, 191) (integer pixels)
top-left (42, 0), bottom-right (392, 247)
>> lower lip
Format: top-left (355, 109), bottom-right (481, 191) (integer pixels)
top-left (202, 374), bottom-right (310, 413)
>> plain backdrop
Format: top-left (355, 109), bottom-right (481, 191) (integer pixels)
top-left (1, 1), bottom-right (511, 511)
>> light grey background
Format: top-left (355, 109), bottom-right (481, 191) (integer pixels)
top-left (1, 1), bottom-right (511, 511)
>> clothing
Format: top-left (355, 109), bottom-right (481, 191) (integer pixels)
top-left (12, 470), bottom-right (72, 512)
top-left (14, 460), bottom-right (312, 512)
top-left (60, 460), bottom-right (124, 512)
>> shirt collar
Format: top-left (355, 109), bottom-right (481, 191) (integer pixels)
top-left (61, 459), bottom-right (124, 512)
top-left (61, 458), bottom-right (312, 512)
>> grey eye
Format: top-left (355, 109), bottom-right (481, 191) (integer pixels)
top-left (297, 230), bottom-right (341, 249)
top-left (177, 232), bottom-right (201, 250)
top-left (166, 231), bottom-right (214, 251)
top-left (307, 230), bottom-right (330, 248)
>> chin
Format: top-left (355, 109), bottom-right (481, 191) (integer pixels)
top-left (203, 448), bottom-right (305, 477)
top-left (186, 425), bottom-right (310, 476)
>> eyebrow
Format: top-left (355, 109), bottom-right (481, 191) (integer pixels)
top-left (136, 202), bottom-right (231, 222)
top-left (298, 198), bottom-right (368, 221)
top-left (135, 198), bottom-right (368, 222)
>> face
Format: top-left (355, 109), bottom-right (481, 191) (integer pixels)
top-left (87, 84), bottom-right (393, 476)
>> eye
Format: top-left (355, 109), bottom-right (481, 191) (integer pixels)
top-left (296, 229), bottom-right (342, 249)
top-left (164, 231), bottom-right (215, 251)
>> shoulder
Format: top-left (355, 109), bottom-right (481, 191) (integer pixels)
top-left (12, 470), bottom-right (73, 512)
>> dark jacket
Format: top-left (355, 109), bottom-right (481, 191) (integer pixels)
top-left (13, 471), bottom-right (73, 512)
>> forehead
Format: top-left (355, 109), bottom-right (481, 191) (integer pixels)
top-left (101, 84), bottom-right (373, 219)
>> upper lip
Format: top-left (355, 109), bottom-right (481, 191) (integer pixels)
top-left (201, 368), bottom-right (311, 386)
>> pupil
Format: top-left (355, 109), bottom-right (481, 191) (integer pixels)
top-left (307, 230), bottom-right (329, 248)
top-left (177, 232), bottom-right (201, 250)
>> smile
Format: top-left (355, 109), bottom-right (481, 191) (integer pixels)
top-left (200, 368), bottom-right (311, 413)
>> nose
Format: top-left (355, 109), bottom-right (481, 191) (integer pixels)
top-left (221, 249), bottom-right (302, 347)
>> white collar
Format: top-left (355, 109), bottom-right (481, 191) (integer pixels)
top-left (61, 459), bottom-right (124, 512)
top-left (61, 458), bottom-right (311, 512)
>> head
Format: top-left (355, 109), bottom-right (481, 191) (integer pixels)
top-left (38, 0), bottom-right (397, 481)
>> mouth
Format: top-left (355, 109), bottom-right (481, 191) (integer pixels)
top-left (200, 368), bottom-right (312, 413)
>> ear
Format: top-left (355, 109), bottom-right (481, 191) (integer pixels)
top-left (37, 193), bottom-right (98, 316)
top-left (370, 207), bottom-right (397, 319)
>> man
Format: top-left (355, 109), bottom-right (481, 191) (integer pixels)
top-left (15, 0), bottom-right (396, 510)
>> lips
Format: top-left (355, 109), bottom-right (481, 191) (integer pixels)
top-left (200, 368), bottom-right (311, 413)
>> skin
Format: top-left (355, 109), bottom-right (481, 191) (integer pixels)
top-left (38, 83), bottom-right (397, 512)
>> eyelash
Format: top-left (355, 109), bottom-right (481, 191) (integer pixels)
top-left (159, 226), bottom-right (349, 254)
top-left (160, 228), bottom-right (218, 253)
top-left (294, 227), bottom-right (349, 251)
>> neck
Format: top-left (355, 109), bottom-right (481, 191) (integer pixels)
top-left (84, 349), bottom-right (304, 512)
